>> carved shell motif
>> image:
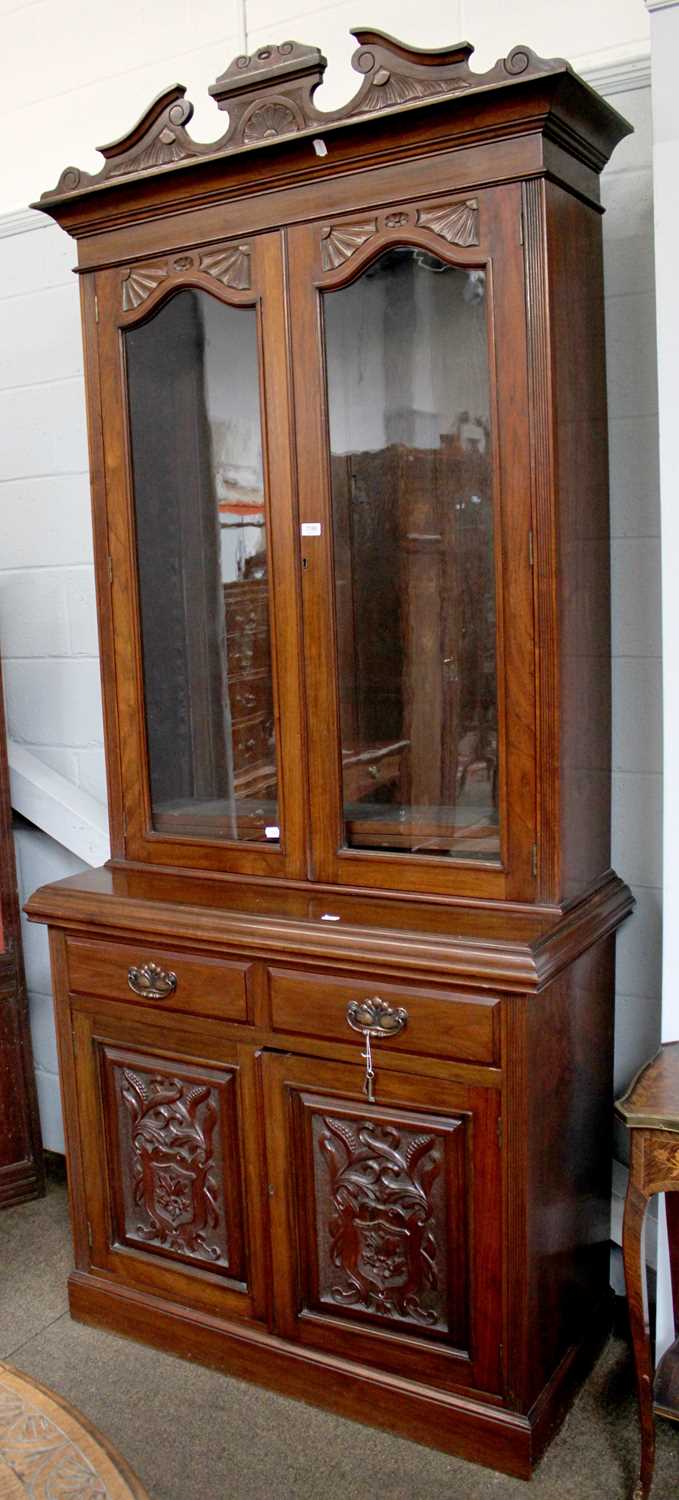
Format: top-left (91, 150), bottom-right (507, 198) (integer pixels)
top-left (199, 244), bottom-right (252, 290)
top-left (108, 126), bottom-right (187, 177)
top-left (320, 220), bottom-right (377, 271)
top-left (355, 69), bottom-right (458, 114)
top-left (417, 199), bottom-right (479, 247)
top-left (241, 101), bottom-right (299, 143)
top-left (122, 264), bottom-right (169, 311)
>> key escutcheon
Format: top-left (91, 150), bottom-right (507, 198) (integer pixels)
top-left (345, 996), bottom-right (408, 1038)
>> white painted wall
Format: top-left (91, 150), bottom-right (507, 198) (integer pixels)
top-left (604, 82), bottom-right (663, 1157)
top-left (644, 0), bottom-right (679, 1368)
top-left (0, 210), bottom-right (108, 1147)
top-left (0, 1), bottom-right (662, 1172)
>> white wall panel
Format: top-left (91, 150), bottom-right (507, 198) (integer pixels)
top-left (0, 284), bottom-right (82, 392)
top-left (4, 659), bottom-right (104, 747)
top-left (0, 380), bottom-right (88, 479)
top-left (0, 570), bottom-right (70, 658)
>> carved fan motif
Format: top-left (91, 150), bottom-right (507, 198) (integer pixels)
top-left (242, 101), bottom-right (299, 143)
top-left (321, 220), bottom-right (377, 271)
top-left (122, 264), bottom-right (169, 311)
top-left (108, 126), bottom-right (186, 177)
top-left (355, 71), bottom-right (458, 114)
top-left (200, 244), bottom-right (252, 290)
top-left (417, 199), bottom-right (479, 247)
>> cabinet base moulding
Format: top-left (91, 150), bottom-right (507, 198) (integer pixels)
top-left (67, 1270), bottom-right (612, 1482)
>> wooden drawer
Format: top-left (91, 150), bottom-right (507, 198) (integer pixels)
top-left (268, 967), bottom-right (500, 1064)
top-left (66, 937), bottom-right (251, 1022)
top-left (227, 627), bottom-right (269, 678)
top-left (232, 713), bottom-right (273, 771)
top-left (224, 578), bottom-right (269, 634)
top-left (229, 670), bottom-right (272, 720)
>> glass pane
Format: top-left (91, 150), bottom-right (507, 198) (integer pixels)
top-left (324, 249), bottom-right (499, 860)
top-left (125, 288), bottom-right (278, 843)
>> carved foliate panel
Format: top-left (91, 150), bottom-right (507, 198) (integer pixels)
top-left (297, 1095), bottom-right (467, 1345)
top-left (101, 1047), bottom-right (245, 1281)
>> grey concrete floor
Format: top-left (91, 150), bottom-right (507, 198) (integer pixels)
top-left (1, 1176), bottom-right (678, 1500)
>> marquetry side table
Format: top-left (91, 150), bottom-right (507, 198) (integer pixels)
top-left (616, 1043), bottom-right (679, 1499)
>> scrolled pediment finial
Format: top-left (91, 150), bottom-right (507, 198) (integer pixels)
top-left (40, 83), bottom-right (198, 199)
top-left (37, 29), bottom-right (575, 204)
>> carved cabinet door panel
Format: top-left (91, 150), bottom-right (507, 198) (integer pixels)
top-left (262, 1051), bottom-right (502, 1395)
top-left (72, 1006), bottom-right (267, 1323)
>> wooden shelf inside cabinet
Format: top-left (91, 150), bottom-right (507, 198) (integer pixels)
top-left (28, 25), bottom-right (633, 1482)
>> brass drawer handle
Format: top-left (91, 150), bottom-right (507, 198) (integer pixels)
top-left (127, 962), bottom-right (177, 1000)
top-left (346, 997), bottom-right (408, 1038)
top-left (346, 997), bottom-right (408, 1106)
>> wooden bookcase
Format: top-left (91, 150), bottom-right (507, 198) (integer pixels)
top-left (27, 30), bottom-right (632, 1478)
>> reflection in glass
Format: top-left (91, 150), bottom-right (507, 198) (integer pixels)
top-left (324, 249), bottom-right (499, 860)
top-left (125, 289), bottom-right (278, 842)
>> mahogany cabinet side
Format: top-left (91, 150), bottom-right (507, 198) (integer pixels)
top-left (524, 937), bottom-right (615, 1412)
top-left (524, 178), bottom-right (613, 905)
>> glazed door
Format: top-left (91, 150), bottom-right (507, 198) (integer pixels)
top-left (72, 1003), bottom-right (267, 1323)
top-left (262, 1051), bottom-right (502, 1395)
top-left (288, 183), bottom-right (536, 900)
top-left (93, 230), bottom-right (306, 877)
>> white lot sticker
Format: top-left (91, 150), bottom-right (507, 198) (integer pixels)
top-left (301, 522), bottom-right (322, 536)
top-left (265, 826), bottom-right (280, 839)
